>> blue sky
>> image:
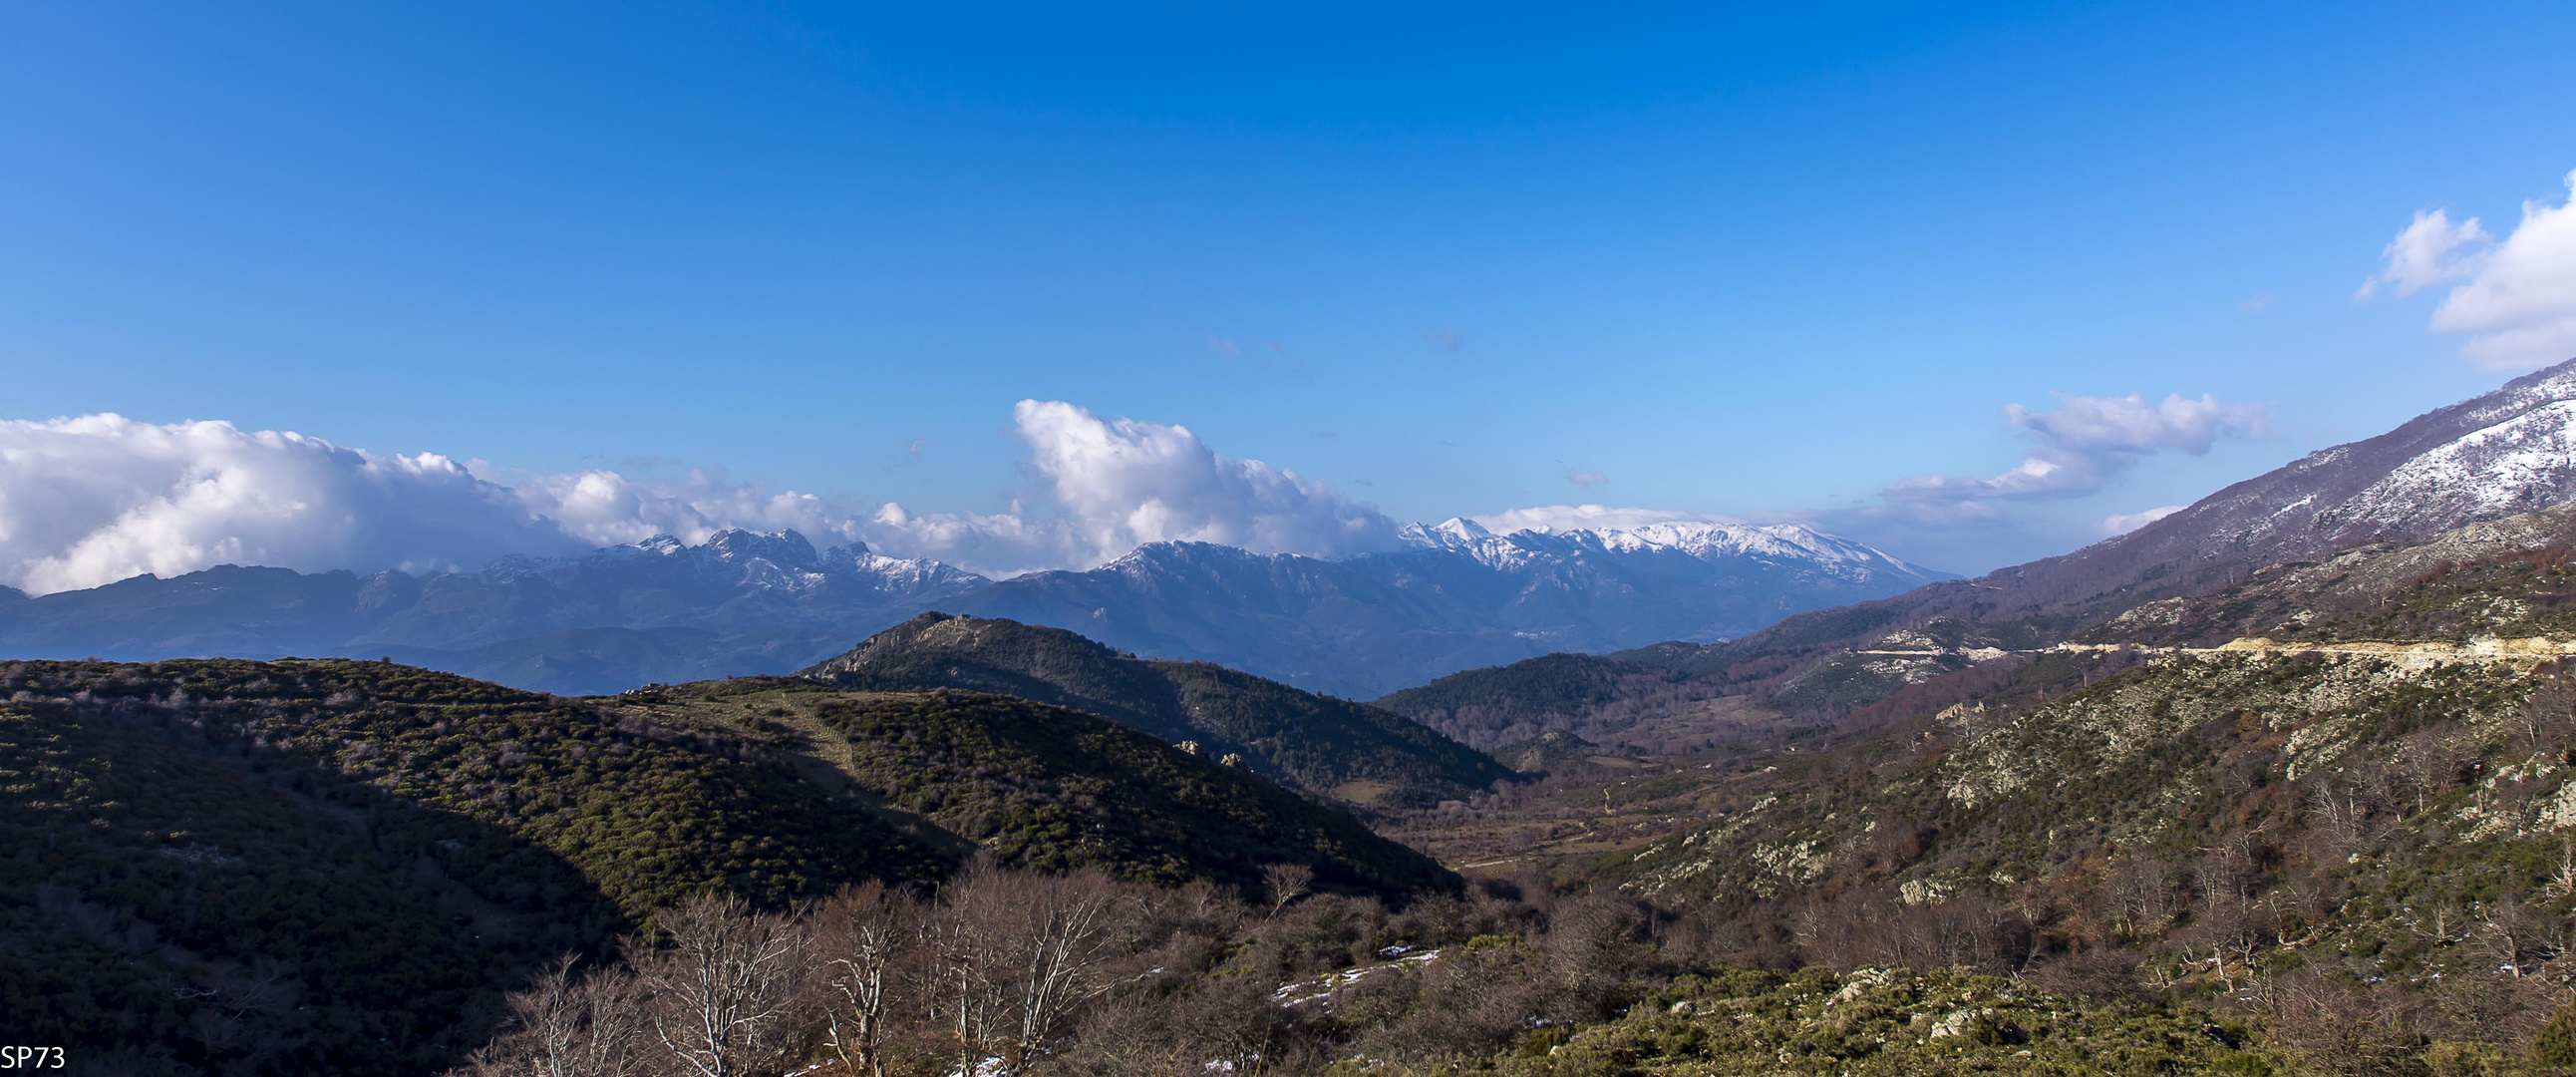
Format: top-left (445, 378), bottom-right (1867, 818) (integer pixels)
top-left (4, 1), bottom-right (2574, 578)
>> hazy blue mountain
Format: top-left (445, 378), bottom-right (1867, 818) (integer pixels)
top-left (0, 532), bottom-right (988, 692)
top-left (955, 520), bottom-right (1951, 697)
top-left (0, 519), bottom-right (1945, 697)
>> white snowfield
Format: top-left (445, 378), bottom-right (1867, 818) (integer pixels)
top-left (2325, 396), bottom-right (2576, 537)
top-left (500, 528), bottom-right (992, 598)
top-left (2209, 362), bottom-right (2576, 552)
top-left (1396, 517), bottom-right (1926, 581)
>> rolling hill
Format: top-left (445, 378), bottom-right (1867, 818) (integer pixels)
top-left (800, 612), bottom-right (1514, 808)
top-left (1371, 652), bottom-right (1698, 750)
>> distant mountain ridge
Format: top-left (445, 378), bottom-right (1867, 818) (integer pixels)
top-left (0, 532), bottom-right (989, 693)
top-left (0, 516), bottom-right (1945, 697)
top-left (1397, 517), bottom-right (1922, 578)
top-left (954, 520), bottom-right (1949, 696)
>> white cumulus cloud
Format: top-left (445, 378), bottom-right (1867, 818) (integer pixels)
top-left (2362, 171), bottom-right (2576, 370)
top-left (1885, 393), bottom-right (2270, 505)
top-left (863, 502), bottom-right (1086, 578)
top-left (863, 401), bottom-right (1402, 572)
top-left (488, 466), bottom-right (864, 549)
top-left (2357, 208), bottom-right (2492, 299)
top-left (0, 415), bottom-right (586, 595)
top-left (1003, 400), bottom-right (1397, 561)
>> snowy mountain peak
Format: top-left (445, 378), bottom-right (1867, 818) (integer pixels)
top-left (699, 529), bottom-right (822, 570)
top-left (479, 529), bottom-right (988, 598)
top-left (958, 519), bottom-right (1952, 696)
top-left (1399, 518), bottom-right (1497, 546)
top-left (1393, 516), bottom-right (1936, 581)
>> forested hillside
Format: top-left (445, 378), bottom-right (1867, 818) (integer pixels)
top-left (453, 871), bottom-right (2313, 1077)
top-left (625, 680), bottom-right (1456, 898)
top-left (1558, 519), bottom-right (2576, 1069)
top-left (1373, 653), bottom-right (1697, 750)
top-left (2, 658), bottom-right (1444, 1074)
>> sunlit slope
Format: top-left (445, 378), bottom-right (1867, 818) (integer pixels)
top-left (802, 612), bottom-right (1513, 808)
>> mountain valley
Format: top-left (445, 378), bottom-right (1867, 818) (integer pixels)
top-left (23, 364), bottom-right (2576, 1074)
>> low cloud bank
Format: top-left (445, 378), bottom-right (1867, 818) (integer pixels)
top-left (0, 415), bottom-right (584, 595)
top-left (1, 389), bottom-right (2265, 594)
top-left (0, 403), bottom-right (1400, 594)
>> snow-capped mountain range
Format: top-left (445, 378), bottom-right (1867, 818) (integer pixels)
top-left (1398, 517), bottom-right (1929, 578)
top-left (0, 515), bottom-right (1943, 697)
top-left (948, 520), bottom-right (1950, 696)
top-left (18, 356), bottom-right (2576, 698)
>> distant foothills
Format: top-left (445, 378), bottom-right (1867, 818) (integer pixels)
top-left (0, 518), bottom-right (1949, 699)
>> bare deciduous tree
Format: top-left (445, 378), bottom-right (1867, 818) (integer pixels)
top-left (917, 863), bottom-right (1129, 1075)
top-left (811, 882), bottom-right (916, 1077)
top-left (2309, 779), bottom-right (2369, 862)
top-left (631, 894), bottom-right (810, 1077)
top-left (1261, 863), bottom-right (1314, 919)
top-left (2474, 886), bottom-right (2554, 978)
top-left (462, 955), bottom-right (645, 1077)
top-left (2396, 727), bottom-right (2468, 817)
top-left (2101, 854), bottom-right (2174, 937)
